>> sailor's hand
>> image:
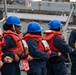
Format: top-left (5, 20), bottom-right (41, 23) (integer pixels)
top-left (14, 54), bottom-right (20, 62)
top-left (46, 50), bottom-right (52, 56)
top-left (26, 55), bottom-right (33, 61)
top-left (72, 48), bottom-right (74, 52)
top-left (0, 60), bottom-right (3, 66)
top-left (58, 52), bottom-right (61, 56)
top-left (4, 56), bottom-right (13, 63)
top-left (45, 47), bottom-right (52, 56)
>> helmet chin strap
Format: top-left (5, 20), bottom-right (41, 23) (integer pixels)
top-left (13, 25), bottom-right (17, 33)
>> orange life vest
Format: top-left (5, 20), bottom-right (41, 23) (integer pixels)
top-left (24, 33), bottom-right (52, 56)
top-left (3, 30), bottom-right (25, 58)
top-left (43, 30), bottom-right (64, 52)
top-left (0, 52), bottom-right (3, 60)
top-left (0, 35), bottom-right (4, 60)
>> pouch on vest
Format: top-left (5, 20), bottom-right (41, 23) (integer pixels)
top-left (41, 40), bottom-right (52, 55)
top-left (20, 40), bottom-right (29, 59)
top-left (21, 59), bottom-right (30, 71)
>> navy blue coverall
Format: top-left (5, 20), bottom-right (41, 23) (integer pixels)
top-left (47, 35), bottom-right (73, 75)
top-left (69, 29), bottom-right (76, 75)
top-left (26, 38), bottom-right (58, 75)
top-left (1, 36), bottom-right (21, 75)
top-left (26, 38), bottom-right (49, 75)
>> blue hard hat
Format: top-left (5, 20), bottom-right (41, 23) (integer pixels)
top-left (27, 22), bottom-right (43, 32)
top-left (6, 16), bottom-right (21, 26)
top-left (48, 19), bottom-right (62, 29)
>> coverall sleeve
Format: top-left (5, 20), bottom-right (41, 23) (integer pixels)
top-left (50, 50), bottom-right (59, 57)
top-left (2, 36), bottom-right (15, 59)
top-left (27, 39), bottom-right (49, 60)
top-left (69, 29), bottom-right (76, 49)
top-left (53, 36), bottom-right (73, 53)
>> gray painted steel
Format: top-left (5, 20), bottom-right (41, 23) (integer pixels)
top-left (7, 12), bottom-right (68, 22)
top-left (0, 2), bottom-right (76, 14)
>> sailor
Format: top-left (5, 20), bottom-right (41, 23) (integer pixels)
top-left (0, 28), bottom-right (13, 68)
top-left (43, 19), bottom-right (74, 75)
top-left (69, 28), bottom-right (76, 75)
top-left (23, 22), bottom-right (51, 75)
top-left (0, 16), bottom-right (31, 75)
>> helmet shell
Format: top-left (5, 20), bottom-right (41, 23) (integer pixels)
top-left (6, 16), bottom-right (21, 26)
top-left (27, 22), bottom-right (43, 32)
top-left (48, 19), bottom-right (62, 29)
